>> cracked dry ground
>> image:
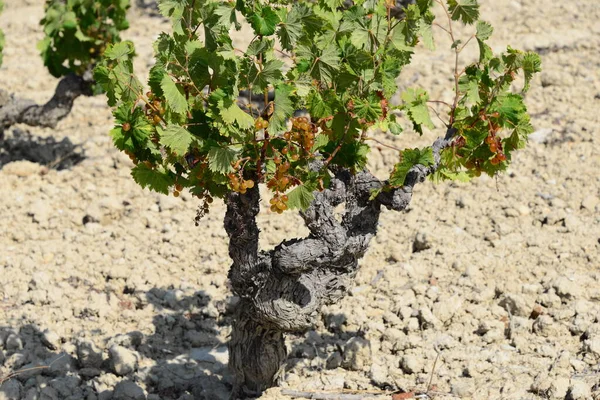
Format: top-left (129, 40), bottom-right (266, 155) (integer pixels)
top-left (0, 0), bottom-right (599, 399)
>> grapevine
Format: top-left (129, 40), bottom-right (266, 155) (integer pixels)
top-left (96, 0), bottom-right (540, 216)
top-left (91, 0), bottom-right (541, 395)
top-left (0, 0), bottom-right (130, 136)
top-left (39, 0), bottom-right (130, 88)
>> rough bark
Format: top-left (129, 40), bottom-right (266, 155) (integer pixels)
top-left (0, 73), bottom-right (93, 139)
top-left (226, 129), bottom-right (454, 399)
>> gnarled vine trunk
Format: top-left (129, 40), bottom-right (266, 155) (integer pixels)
top-left (225, 133), bottom-right (453, 398)
top-left (0, 73), bottom-right (92, 140)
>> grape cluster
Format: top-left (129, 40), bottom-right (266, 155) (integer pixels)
top-left (193, 160), bottom-right (208, 180)
top-left (266, 160), bottom-right (291, 191)
top-left (144, 91), bottom-right (165, 125)
top-left (269, 193), bottom-right (289, 214)
top-left (465, 159), bottom-right (483, 176)
top-left (190, 163), bottom-right (215, 221)
top-left (485, 134), bottom-right (507, 165)
top-left (228, 173), bottom-right (255, 194)
top-left (86, 25), bottom-right (111, 56)
top-left (124, 150), bottom-right (138, 164)
top-left (194, 194), bottom-right (213, 225)
top-left (172, 183), bottom-right (183, 197)
top-left (254, 116), bottom-right (269, 130)
top-left (287, 117), bottom-right (316, 152)
top-left (266, 159), bottom-right (292, 212)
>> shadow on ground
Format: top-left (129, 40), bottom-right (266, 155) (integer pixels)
top-left (0, 288), bottom-right (364, 399)
top-left (140, 289), bottom-right (233, 399)
top-left (0, 128), bottom-right (85, 170)
top-left (0, 288), bottom-right (232, 399)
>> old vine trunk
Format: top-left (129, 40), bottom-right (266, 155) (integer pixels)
top-left (224, 133), bottom-right (453, 398)
top-left (0, 73), bottom-right (92, 139)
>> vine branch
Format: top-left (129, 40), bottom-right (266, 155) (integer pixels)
top-left (0, 74), bottom-right (93, 138)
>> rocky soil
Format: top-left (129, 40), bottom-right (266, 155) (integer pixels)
top-left (0, 0), bottom-right (599, 399)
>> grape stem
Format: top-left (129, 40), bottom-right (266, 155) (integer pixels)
top-left (434, 0), bottom-right (466, 125)
top-left (363, 136), bottom-right (403, 152)
top-left (256, 128), bottom-right (270, 181)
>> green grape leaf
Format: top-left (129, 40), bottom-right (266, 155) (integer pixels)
top-left (265, 159), bottom-right (276, 174)
top-left (221, 101), bottom-right (254, 130)
top-left (277, 4), bottom-right (309, 51)
top-left (94, 52), bottom-right (143, 107)
top-left (353, 94), bottom-right (383, 122)
top-left (160, 74), bottom-right (187, 115)
top-left (477, 40), bottom-right (493, 63)
top-left (333, 69), bottom-right (358, 93)
top-left (418, 18), bottom-right (435, 50)
top-left (432, 168), bottom-right (471, 183)
top-left (131, 164), bottom-right (173, 195)
top-left (398, 4), bottom-right (422, 44)
top-left (312, 134), bottom-right (330, 151)
top-left (314, 44), bottom-right (341, 85)
top-left (327, 140), bottom-right (370, 170)
top-left (249, 5), bottom-right (280, 36)
top-left (389, 121), bottom-right (403, 135)
top-left (476, 21), bottom-right (493, 41)
top-left (475, 21), bottom-right (494, 62)
top-left (270, 84), bottom-right (295, 134)
top-left (110, 127), bottom-right (130, 151)
top-left (208, 146), bottom-right (238, 174)
top-left (447, 0), bottom-right (479, 25)
top-left (391, 24), bottom-right (416, 51)
top-left (116, 67), bottom-right (143, 104)
top-left (350, 15), bottom-right (387, 53)
top-left (159, 124), bottom-right (194, 156)
top-left (505, 117), bottom-right (534, 151)
top-left (322, 0), bottom-right (345, 11)
top-left (307, 91), bottom-right (333, 119)
top-left (246, 38), bottom-right (272, 57)
top-left (490, 93), bottom-right (526, 126)
top-left (112, 106), bottom-right (154, 146)
top-left (214, 3), bottom-right (238, 29)
top-left (297, 44), bottom-right (340, 86)
top-left (378, 54), bottom-right (411, 98)
top-left (458, 75), bottom-right (481, 105)
top-left (158, 0), bottom-right (186, 34)
top-left (402, 88), bottom-right (434, 133)
top-left (522, 52), bottom-right (542, 92)
top-left (148, 64), bottom-right (165, 97)
top-left (131, 121), bottom-right (154, 145)
top-left (390, 147), bottom-right (434, 186)
top-left (249, 59), bottom-right (285, 91)
top-left (188, 47), bottom-right (213, 90)
top-left (286, 184), bottom-right (315, 211)
top-left (104, 41), bottom-right (135, 61)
